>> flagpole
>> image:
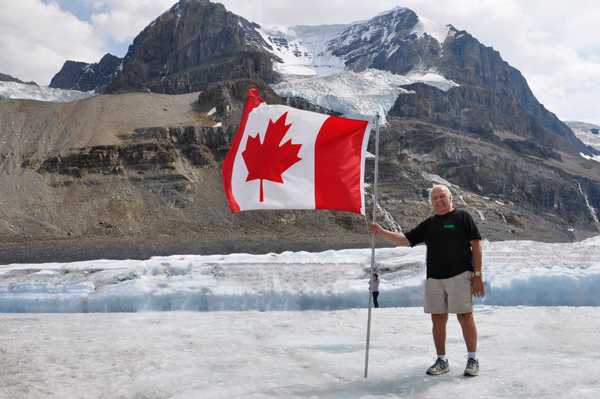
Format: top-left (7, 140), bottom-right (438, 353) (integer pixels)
top-left (364, 114), bottom-right (380, 378)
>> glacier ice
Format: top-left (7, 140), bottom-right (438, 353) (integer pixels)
top-left (272, 69), bottom-right (458, 123)
top-left (0, 81), bottom-right (96, 103)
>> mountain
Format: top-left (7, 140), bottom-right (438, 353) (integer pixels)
top-left (2, 1), bottom-right (599, 261)
top-left (51, 1), bottom-right (595, 159)
top-left (49, 53), bottom-right (122, 93)
top-left (0, 72), bottom-right (37, 86)
top-left (246, 8), bottom-right (593, 158)
top-left (105, 0), bottom-right (277, 94)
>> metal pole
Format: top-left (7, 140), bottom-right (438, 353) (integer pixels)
top-left (364, 114), bottom-right (380, 378)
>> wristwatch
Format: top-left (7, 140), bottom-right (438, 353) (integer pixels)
top-left (474, 271), bottom-right (482, 276)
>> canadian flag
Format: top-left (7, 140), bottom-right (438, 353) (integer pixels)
top-left (222, 89), bottom-right (372, 215)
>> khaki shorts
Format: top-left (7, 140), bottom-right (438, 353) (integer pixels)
top-left (424, 271), bottom-right (474, 314)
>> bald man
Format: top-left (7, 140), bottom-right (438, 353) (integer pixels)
top-left (370, 184), bottom-right (484, 377)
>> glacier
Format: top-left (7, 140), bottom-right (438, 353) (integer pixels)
top-left (273, 69), bottom-right (457, 124)
top-left (1, 235), bottom-right (598, 313)
top-left (0, 81), bottom-right (96, 103)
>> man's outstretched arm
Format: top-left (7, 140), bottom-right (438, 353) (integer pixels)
top-left (369, 222), bottom-right (411, 247)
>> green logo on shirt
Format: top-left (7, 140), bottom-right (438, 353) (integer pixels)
top-left (444, 225), bottom-right (455, 228)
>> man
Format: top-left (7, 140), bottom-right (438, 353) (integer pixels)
top-left (369, 184), bottom-right (484, 377)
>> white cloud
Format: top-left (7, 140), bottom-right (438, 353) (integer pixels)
top-left (0, 0), bottom-right (104, 85)
top-left (0, 0), bottom-right (174, 85)
top-left (90, 0), bottom-right (174, 44)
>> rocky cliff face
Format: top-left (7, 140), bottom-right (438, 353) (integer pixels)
top-left (105, 0), bottom-right (278, 94)
top-left (432, 31), bottom-right (589, 155)
top-left (49, 53), bottom-right (121, 93)
top-left (376, 117), bottom-right (600, 230)
top-left (389, 83), bottom-right (577, 157)
top-left (49, 0), bottom-right (278, 95)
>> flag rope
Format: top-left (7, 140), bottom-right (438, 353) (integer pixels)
top-left (364, 114), bottom-right (380, 378)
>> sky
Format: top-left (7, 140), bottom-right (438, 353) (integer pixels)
top-left (0, 0), bottom-right (599, 125)
top-left (0, 237), bottom-right (599, 396)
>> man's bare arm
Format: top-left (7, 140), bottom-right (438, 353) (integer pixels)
top-left (369, 223), bottom-right (411, 247)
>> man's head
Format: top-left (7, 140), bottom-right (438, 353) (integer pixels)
top-left (430, 185), bottom-right (453, 215)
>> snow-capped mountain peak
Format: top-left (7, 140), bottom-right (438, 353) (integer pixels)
top-left (371, 5), bottom-right (408, 19)
top-left (252, 7), bottom-right (453, 78)
top-left (248, 7), bottom-right (459, 123)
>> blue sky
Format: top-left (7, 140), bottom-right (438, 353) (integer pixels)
top-left (1, 0), bottom-right (599, 125)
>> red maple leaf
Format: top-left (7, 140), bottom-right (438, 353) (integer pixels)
top-left (242, 112), bottom-right (302, 202)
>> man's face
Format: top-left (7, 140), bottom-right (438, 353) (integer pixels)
top-left (430, 187), bottom-right (453, 215)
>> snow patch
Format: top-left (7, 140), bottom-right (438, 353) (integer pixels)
top-left (581, 153), bottom-right (600, 162)
top-left (406, 71), bottom-right (459, 91)
top-left (410, 16), bottom-right (450, 44)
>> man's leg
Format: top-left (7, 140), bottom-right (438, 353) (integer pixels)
top-left (426, 313), bottom-right (451, 375)
top-left (431, 313), bottom-right (449, 355)
top-left (457, 312), bottom-right (477, 352)
top-left (458, 312), bottom-right (480, 376)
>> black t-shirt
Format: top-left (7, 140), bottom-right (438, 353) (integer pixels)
top-left (404, 209), bottom-right (482, 279)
